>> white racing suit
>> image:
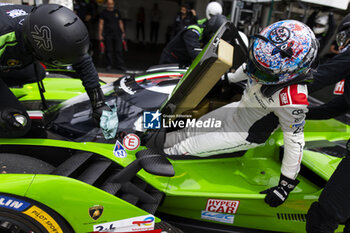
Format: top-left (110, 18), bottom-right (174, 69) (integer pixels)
top-left (164, 67), bottom-right (308, 179)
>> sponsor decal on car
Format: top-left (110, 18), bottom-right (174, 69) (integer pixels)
top-left (123, 134), bottom-right (140, 151)
top-left (113, 140), bottom-right (127, 158)
top-left (89, 205), bottom-right (104, 221)
top-left (201, 210), bottom-right (234, 224)
top-left (143, 110), bottom-right (161, 129)
top-left (23, 205), bottom-right (63, 233)
top-left (93, 214), bottom-right (155, 232)
top-left (0, 195), bottom-right (31, 211)
top-left (205, 198), bottom-right (240, 214)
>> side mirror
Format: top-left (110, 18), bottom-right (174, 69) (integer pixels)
top-left (137, 149), bottom-right (175, 177)
top-left (110, 149), bottom-right (174, 184)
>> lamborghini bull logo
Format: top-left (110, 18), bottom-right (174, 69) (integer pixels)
top-left (89, 205), bottom-right (104, 220)
top-left (31, 25), bottom-right (53, 52)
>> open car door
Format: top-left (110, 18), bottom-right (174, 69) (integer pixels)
top-left (160, 22), bottom-right (244, 118)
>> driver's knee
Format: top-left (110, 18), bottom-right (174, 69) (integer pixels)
top-left (306, 202), bottom-right (339, 233)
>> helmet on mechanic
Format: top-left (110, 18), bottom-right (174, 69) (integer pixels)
top-left (336, 13), bottom-right (350, 48)
top-left (206, 1), bottom-right (222, 20)
top-left (313, 15), bottom-right (329, 35)
top-left (246, 20), bottom-right (318, 85)
top-left (23, 4), bottom-right (89, 66)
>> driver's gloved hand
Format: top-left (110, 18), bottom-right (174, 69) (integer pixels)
top-left (86, 87), bottom-right (108, 124)
top-left (0, 109), bottom-right (28, 129)
top-left (260, 174), bottom-right (299, 207)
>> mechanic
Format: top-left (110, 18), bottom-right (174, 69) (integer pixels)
top-left (305, 13), bottom-right (350, 233)
top-left (159, 14), bottom-right (227, 67)
top-left (307, 13), bottom-right (350, 121)
top-left (163, 20), bottom-right (319, 207)
top-left (197, 1), bottom-right (223, 25)
top-left (306, 10), bottom-right (335, 57)
top-left (0, 3), bottom-right (106, 138)
top-left (306, 140), bottom-right (350, 232)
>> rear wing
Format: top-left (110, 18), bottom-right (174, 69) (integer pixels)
top-left (161, 22), bottom-right (237, 118)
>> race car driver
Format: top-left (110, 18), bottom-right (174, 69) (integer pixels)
top-left (163, 20), bottom-right (319, 207)
top-left (307, 13), bottom-right (350, 120)
top-left (0, 3), bottom-right (106, 138)
top-left (159, 14), bottom-right (227, 67)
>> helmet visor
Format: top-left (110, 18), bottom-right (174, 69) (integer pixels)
top-left (336, 30), bottom-right (348, 47)
top-left (246, 59), bottom-right (279, 84)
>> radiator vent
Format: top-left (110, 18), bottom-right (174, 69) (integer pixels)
top-left (51, 151), bottom-right (164, 214)
top-left (277, 213), bottom-right (306, 222)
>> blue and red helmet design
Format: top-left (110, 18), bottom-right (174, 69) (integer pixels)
top-left (247, 20), bottom-right (318, 85)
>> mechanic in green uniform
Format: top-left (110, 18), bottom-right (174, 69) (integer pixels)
top-left (159, 14), bottom-right (227, 67)
top-left (0, 3), bottom-right (107, 138)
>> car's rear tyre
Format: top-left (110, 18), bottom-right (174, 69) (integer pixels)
top-left (0, 153), bottom-right (73, 232)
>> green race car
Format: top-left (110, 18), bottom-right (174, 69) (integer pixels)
top-left (1, 22), bottom-right (349, 233)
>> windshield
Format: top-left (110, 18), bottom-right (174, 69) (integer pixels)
top-left (45, 75), bottom-right (180, 142)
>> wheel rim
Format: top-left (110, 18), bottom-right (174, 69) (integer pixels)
top-left (0, 211), bottom-right (45, 233)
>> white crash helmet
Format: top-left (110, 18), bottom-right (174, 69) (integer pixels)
top-left (313, 15), bottom-right (329, 35)
top-left (206, 2), bottom-right (222, 19)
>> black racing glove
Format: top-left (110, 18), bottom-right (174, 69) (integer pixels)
top-left (260, 174), bottom-right (299, 207)
top-left (86, 87), bottom-right (109, 124)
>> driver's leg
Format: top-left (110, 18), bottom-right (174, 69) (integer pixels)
top-left (0, 79), bottom-right (31, 138)
top-left (164, 102), bottom-right (259, 156)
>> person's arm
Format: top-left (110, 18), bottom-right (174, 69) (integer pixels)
top-left (98, 18), bottom-right (104, 41)
top-left (309, 49), bottom-right (350, 93)
top-left (183, 29), bottom-right (201, 60)
top-left (261, 84), bottom-right (308, 207)
top-left (307, 95), bottom-right (350, 120)
top-left (226, 64), bottom-right (248, 83)
top-left (72, 55), bottom-right (107, 122)
top-left (119, 19), bottom-right (126, 39)
top-left (72, 55), bottom-right (100, 90)
top-left (329, 44), bottom-right (340, 55)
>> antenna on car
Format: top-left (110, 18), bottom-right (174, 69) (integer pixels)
top-left (34, 61), bottom-right (48, 110)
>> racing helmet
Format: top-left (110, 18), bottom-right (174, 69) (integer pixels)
top-left (336, 13), bottom-right (350, 47)
top-left (313, 15), bottom-right (329, 35)
top-left (23, 4), bottom-right (89, 66)
top-left (206, 2), bottom-right (223, 19)
top-left (246, 20), bottom-right (318, 85)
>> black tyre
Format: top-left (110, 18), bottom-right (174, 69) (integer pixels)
top-left (0, 153), bottom-right (73, 232)
top-left (0, 194), bottom-right (74, 233)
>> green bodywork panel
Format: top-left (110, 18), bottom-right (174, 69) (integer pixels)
top-left (11, 78), bottom-right (88, 102)
top-left (0, 116), bottom-right (347, 233)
